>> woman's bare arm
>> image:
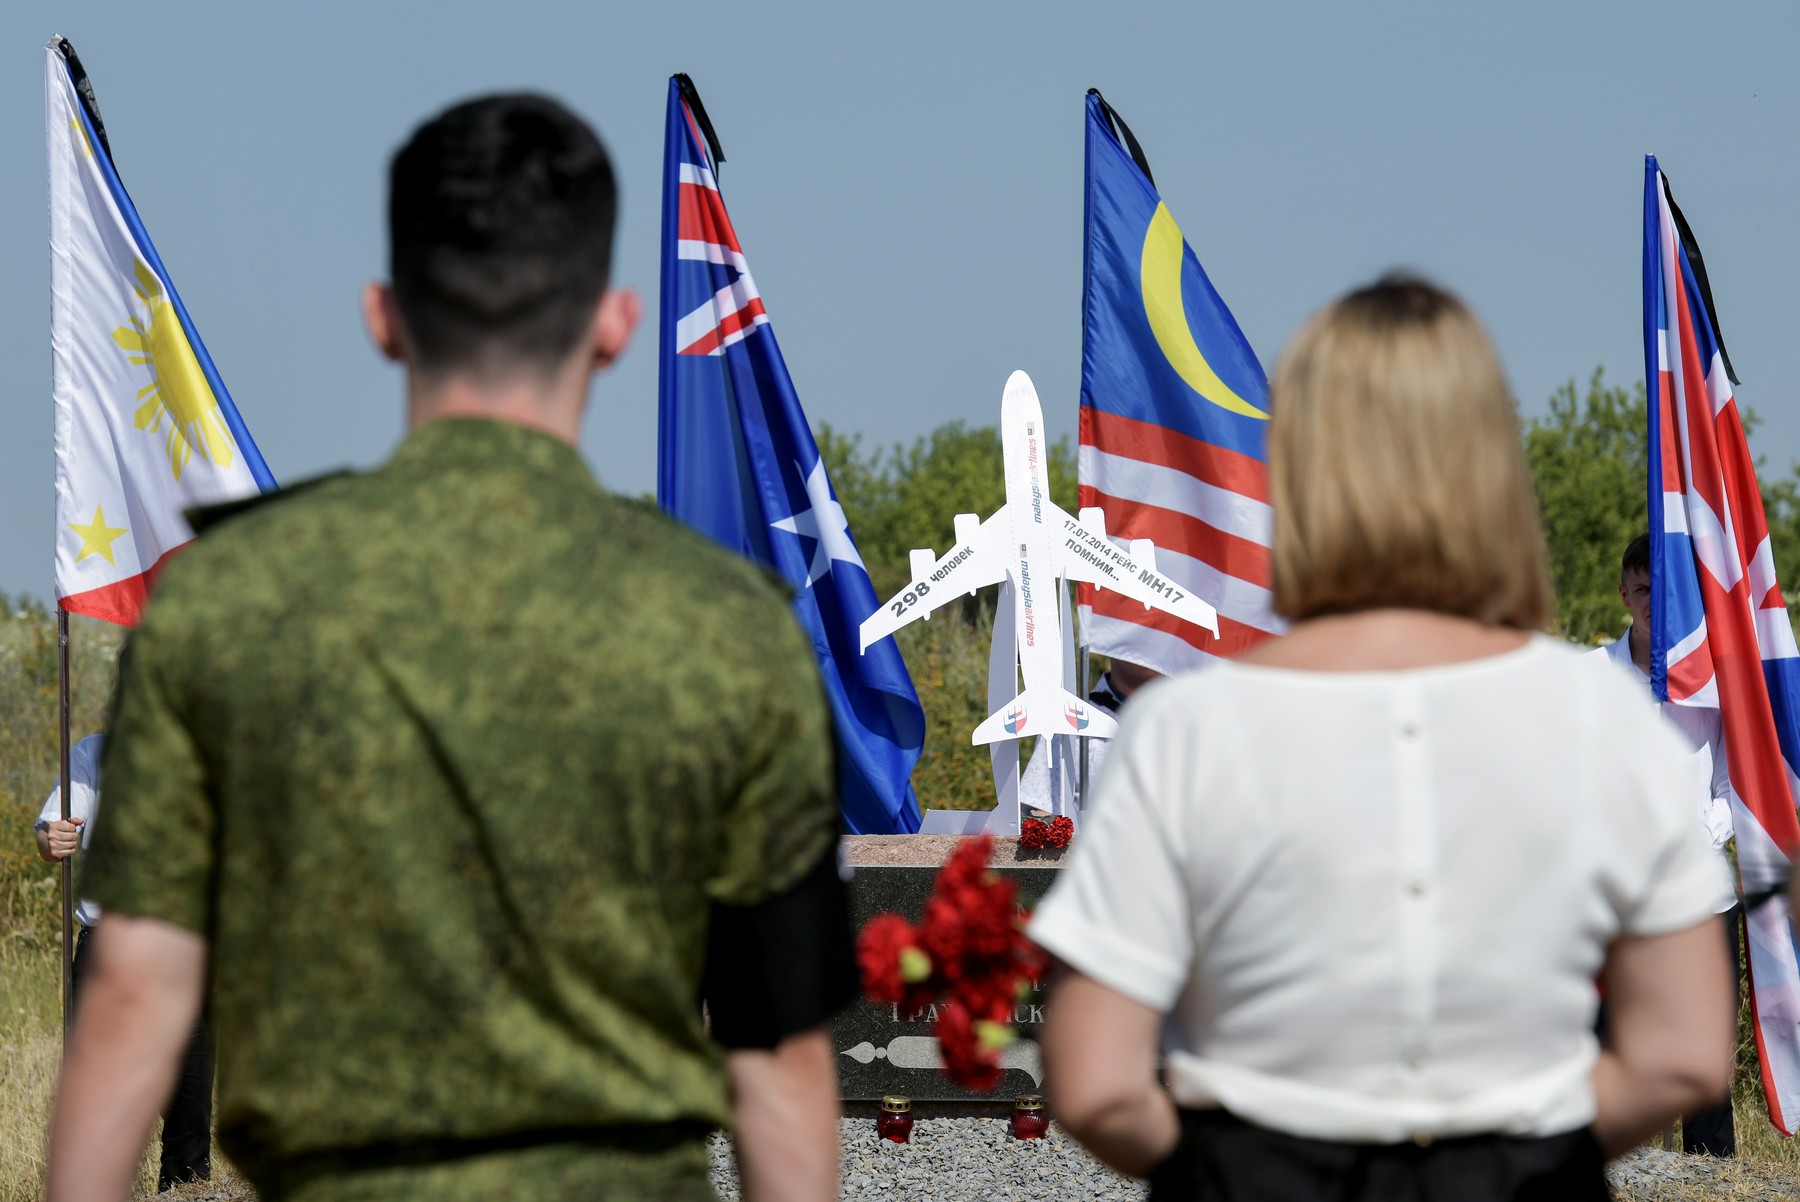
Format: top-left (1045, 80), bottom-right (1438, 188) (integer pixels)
top-left (1041, 969), bottom-right (1180, 1177)
top-left (1593, 918), bottom-right (1736, 1157)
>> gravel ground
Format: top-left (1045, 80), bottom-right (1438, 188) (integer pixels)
top-left (1608, 1146), bottom-right (1800, 1201)
top-left (123, 1124), bottom-right (1800, 1200)
top-left (709, 1117), bottom-right (1142, 1201)
top-left (704, 1121), bottom-right (1800, 1202)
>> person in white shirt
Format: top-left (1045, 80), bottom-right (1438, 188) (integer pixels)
top-left (35, 734), bottom-right (215, 1191)
top-left (1590, 533), bottom-right (1739, 1158)
top-left (1032, 276), bottom-right (1737, 1201)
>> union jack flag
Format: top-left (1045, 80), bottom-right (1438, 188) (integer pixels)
top-left (668, 151), bottom-right (766, 355)
top-left (1645, 156), bottom-right (1800, 1132)
top-left (1076, 91), bottom-right (1276, 672)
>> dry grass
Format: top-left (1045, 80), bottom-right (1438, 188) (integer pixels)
top-left (0, 935), bottom-right (62, 1201)
top-left (0, 937), bottom-right (250, 1201)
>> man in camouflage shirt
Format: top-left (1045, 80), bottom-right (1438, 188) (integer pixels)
top-left (48, 95), bottom-right (854, 1202)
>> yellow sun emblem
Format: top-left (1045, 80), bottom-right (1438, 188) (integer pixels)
top-left (111, 261), bottom-right (235, 481)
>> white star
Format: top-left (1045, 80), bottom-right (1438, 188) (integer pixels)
top-left (771, 457), bottom-right (865, 587)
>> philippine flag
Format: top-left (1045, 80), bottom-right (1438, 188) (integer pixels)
top-left (47, 38), bottom-right (273, 626)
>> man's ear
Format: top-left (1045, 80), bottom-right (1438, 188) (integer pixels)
top-left (362, 282), bottom-right (407, 363)
top-left (589, 288), bottom-right (642, 371)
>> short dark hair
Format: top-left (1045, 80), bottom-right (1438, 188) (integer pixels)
top-left (1622, 533), bottom-right (1651, 578)
top-left (388, 94), bottom-right (617, 378)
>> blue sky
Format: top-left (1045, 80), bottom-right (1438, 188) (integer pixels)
top-left (4, 0), bottom-right (1798, 603)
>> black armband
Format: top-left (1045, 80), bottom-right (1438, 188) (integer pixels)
top-left (701, 843), bottom-right (857, 1050)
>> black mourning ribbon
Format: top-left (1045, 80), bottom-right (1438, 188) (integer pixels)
top-left (1088, 88), bottom-right (1155, 188)
top-left (675, 73), bottom-right (726, 175)
top-left (51, 36), bottom-right (115, 161)
top-left (1659, 170), bottom-right (1740, 387)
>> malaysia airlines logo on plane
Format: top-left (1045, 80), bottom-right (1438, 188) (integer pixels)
top-left (1064, 702), bottom-right (1089, 732)
top-left (1004, 707), bottom-right (1029, 735)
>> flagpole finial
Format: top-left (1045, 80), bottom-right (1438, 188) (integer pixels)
top-left (1086, 88), bottom-right (1155, 187)
top-left (673, 74), bottom-right (726, 173)
top-left (1658, 167), bottom-right (1741, 387)
top-left (49, 35), bottom-right (113, 162)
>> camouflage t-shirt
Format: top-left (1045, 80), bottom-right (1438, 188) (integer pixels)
top-left (82, 418), bottom-right (839, 1199)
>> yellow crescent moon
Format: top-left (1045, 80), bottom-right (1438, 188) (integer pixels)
top-left (1140, 202), bottom-right (1269, 420)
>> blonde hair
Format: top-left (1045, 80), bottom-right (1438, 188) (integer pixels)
top-left (1267, 275), bottom-right (1552, 629)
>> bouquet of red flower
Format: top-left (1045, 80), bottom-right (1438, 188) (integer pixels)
top-left (855, 835), bottom-right (1046, 1092)
top-left (1019, 814), bottom-right (1074, 851)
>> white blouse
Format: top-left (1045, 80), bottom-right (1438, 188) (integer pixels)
top-left (1030, 636), bottom-right (1733, 1144)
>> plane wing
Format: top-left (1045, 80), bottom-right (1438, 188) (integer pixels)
top-left (1049, 503), bottom-right (1220, 639)
top-left (860, 510), bottom-right (1011, 652)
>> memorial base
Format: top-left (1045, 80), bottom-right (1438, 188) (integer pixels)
top-left (835, 832), bottom-right (1068, 1104)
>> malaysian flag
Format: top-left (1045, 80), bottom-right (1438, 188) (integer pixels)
top-left (1076, 90), bottom-right (1276, 671)
top-left (656, 75), bottom-right (925, 834)
top-left (1645, 156), bottom-right (1800, 1132)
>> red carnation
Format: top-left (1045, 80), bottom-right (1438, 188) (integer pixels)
top-left (856, 914), bottom-right (930, 1005)
top-left (936, 834), bottom-right (992, 894)
top-left (1019, 817), bottom-right (1048, 849)
top-left (918, 895), bottom-right (968, 980)
top-left (1046, 815), bottom-right (1074, 850)
top-left (951, 964), bottom-right (1020, 1024)
top-left (1015, 938), bottom-right (1050, 983)
top-left (899, 979), bottom-right (939, 1020)
top-left (934, 999), bottom-right (1005, 1093)
top-left (957, 876), bottom-right (1018, 959)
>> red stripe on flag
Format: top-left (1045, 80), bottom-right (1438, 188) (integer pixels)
top-left (1090, 587), bottom-right (1271, 658)
top-left (57, 544), bottom-right (188, 628)
top-left (680, 297), bottom-right (767, 356)
top-left (1078, 485), bottom-right (1271, 584)
top-left (1702, 572), bottom-right (1800, 853)
top-left (1657, 371), bottom-right (1682, 489)
top-left (1666, 632), bottom-right (1714, 700)
top-left (1671, 286), bottom-right (1728, 521)
top-left (677, 182), bottom-right (743, 254)
top-left (1718, 399), bottom-right (1779, 578)
top-left (1080, 407), bottom-right (1269, 503)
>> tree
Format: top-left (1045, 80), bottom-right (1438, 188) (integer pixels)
top-left (1520, 370), bottom-right (1800, 644)
top-left (1521, 371), bottom-right (1647, 645)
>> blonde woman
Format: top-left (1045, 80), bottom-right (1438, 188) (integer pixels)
top-left (1032, 277), bottom-right (1736, 1201)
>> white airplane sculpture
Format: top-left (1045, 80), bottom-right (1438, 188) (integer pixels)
top-left (859, 370), bottom-right (1220, 745)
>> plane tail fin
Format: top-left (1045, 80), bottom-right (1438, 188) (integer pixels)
top-left (971, 687), bottom-right (1120, 745)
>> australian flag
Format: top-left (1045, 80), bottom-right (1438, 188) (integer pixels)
top-left (657, 75), bottom-right (924, 834)
top-left (1645, 156), bottom-right (1800, 1132)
